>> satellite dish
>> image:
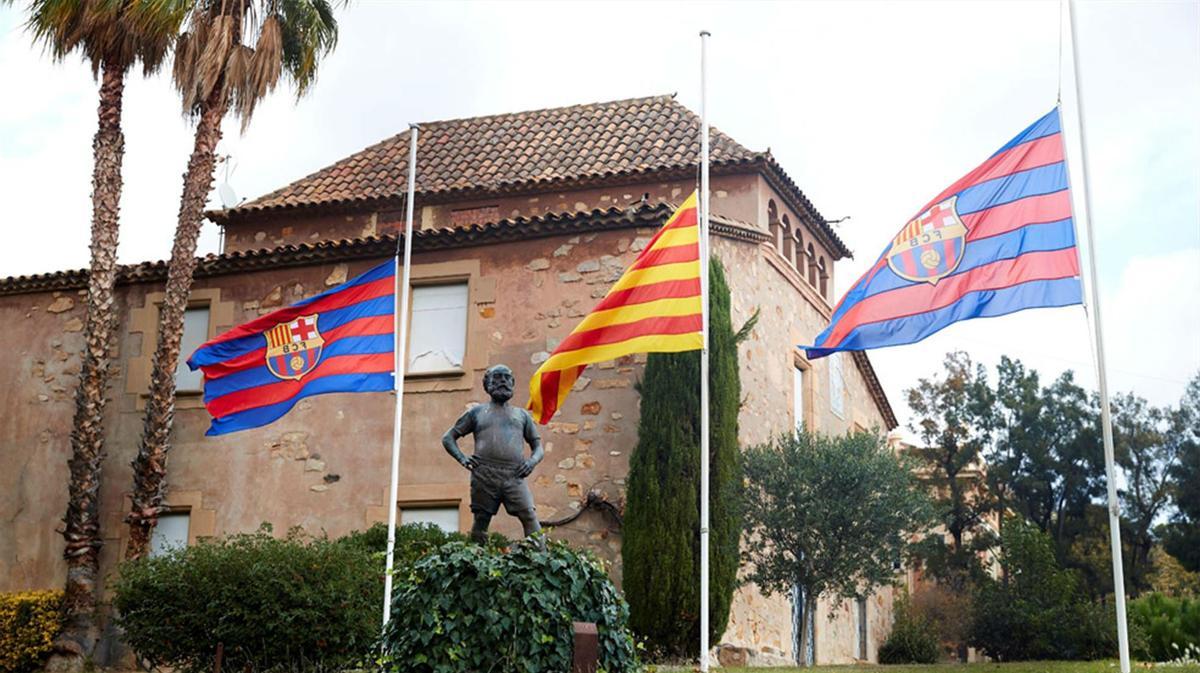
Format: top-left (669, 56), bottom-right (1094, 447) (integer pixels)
top-left (218, 182), bottom-right (238, 208)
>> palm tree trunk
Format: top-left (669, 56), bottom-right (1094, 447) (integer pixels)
top-left (125, 90), bottom-right (227, 560)
top-left (57, 60), bottom-right (126, 659)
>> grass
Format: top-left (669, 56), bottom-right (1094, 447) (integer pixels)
top-left (656, 663), bottom-right (1200, 673)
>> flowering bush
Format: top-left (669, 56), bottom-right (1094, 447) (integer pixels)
top-left (0, 590), bottom-right (64, 673)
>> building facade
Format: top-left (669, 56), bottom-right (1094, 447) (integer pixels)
top-left (0, 95), bottom-right (900, 665)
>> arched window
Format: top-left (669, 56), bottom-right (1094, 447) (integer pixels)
top-left (768, 200), bottom-right (782, 252)
top-left (806, 243), bottom-right (817, 286)
top-left (793, 228), bottom-right (803, 270)
top-left (818, 256), bottom-right (828, 298)
top-left (782, 214), bottom-right (796, 266)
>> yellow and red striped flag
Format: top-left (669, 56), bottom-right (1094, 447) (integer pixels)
top-left (527, 191), bottom-right (704, 424)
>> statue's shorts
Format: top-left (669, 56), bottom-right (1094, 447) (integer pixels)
top-left (469, 460), bottom-right (536, 516)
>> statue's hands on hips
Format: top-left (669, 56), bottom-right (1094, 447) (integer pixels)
top-left (516, 458), bottom-right (538, 478)
top-left (459, 454), bottom-right (479, 471)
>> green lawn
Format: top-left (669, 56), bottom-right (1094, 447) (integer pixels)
top-left (657, 663), bottom-right (1200, 673)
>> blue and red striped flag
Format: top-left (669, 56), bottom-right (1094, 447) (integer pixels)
top-left (187, 260), bottom-right (396, 435)
top-left (806, 108), bottom-right (1082, 359)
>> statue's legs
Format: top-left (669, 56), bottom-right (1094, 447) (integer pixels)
top-left (470, 511), bottom-right (493, 545)
top-left (515, 509), bottom-right (541, 538)
top-left (514, 508), bottom-right (545, 549)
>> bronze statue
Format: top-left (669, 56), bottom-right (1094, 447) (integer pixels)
top-left (442, 364), bottom-right (544, 544)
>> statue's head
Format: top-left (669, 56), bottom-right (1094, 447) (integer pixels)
top-left (483, 364), bottom-right (515, 403)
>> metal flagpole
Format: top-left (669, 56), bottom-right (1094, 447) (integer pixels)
top-left (698, 28), bottom-right (712, 673)
top-left (1063, 3), bottom-right (1131, 671)
top-left (382, 124), bottom-right (420, 628)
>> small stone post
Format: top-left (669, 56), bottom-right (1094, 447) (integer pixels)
top-left (571, 621), bottom-right (599, 673)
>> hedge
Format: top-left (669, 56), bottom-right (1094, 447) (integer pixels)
top-left (112, 527), bottom-right (378, 673)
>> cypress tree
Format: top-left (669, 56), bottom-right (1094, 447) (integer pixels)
top-left (622, 258), bottom-right (749, 658)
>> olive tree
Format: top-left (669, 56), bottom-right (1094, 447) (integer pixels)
top-left (742, 429), bottom-right (933, 665)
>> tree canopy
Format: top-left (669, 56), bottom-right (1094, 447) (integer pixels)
top-left (742, 429), bottom-right (933, 665)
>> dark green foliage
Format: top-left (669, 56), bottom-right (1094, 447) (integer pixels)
top-left (906, 352), bottom-right (998, 592)
top-left (381, 539), bottom-right (640, 673)
top-left (877, 593), bottom-right (940, 665)
top-left (970, 521), bottom-right (1123, 661)
top-left (1111, 392), bottom-right (1184, 594)
top-left (112, 526), bottom-right (378, 673)
top-left (1129, 593), bottom-right (1200, 662)
top-left (741, 429), bottom-right (933, 664)
top-left (1164, 374), bottom-right (1200, 573)
top-left (337, 521), bottom-right (505, 568)
top-left (622, 258), bottom-right (747, 658)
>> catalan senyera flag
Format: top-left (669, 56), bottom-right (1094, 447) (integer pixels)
top-left (528, 192), bottom-right (704, 424)
top-left (806, 108), bottom-right (1083, 359)
top-left (187, 260), bottom-right (396, 435)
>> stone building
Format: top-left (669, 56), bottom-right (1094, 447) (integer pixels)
top-left (0, 95), bottom-right (899, 665)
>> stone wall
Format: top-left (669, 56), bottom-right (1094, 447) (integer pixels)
top-left (1, 181), bottom-right (892, 665)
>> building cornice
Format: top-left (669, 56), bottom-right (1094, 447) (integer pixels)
top-left (208, 159), bottom-right (850, 259)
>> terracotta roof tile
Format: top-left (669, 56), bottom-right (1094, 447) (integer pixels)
top-left (225, 94), bottom-right (759, 216)
top-left (213, 94), bottom-right (851, 258)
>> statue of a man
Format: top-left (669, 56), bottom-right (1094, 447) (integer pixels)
top-left (442, 364), bottom-right (544, 544)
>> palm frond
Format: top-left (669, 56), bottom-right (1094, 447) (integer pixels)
top-left (21, 0), bottom-right (185, 77)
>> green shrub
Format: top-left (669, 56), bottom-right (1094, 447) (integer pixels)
top-left (878, 592), bottom-right (940, 664)
top-left (0, 590), bottom-right (63, 673)
top-left (1130, 592), bottom-right (1200, 661)
top-left (382, 538), bottom-right (640, 673)
top-left (112, 526), bottom-right (378, 673)
top-left (969, 520), bottom-right (1121, 661)
top-left (337, 522), bottom-right (506, 564)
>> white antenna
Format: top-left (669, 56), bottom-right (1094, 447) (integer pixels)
top-left (217, 155), bottom-right (242, 208)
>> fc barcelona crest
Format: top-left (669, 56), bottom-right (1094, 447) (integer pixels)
top-left (265, 314), bottom-right (325, 380)
top-left (887, 196), bottom-right (969, 285)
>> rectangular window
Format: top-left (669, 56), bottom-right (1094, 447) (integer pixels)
top-left (175, 307), bottom-right (210, 393)
top-left (408, 283), bottom-right (468, 374)
top-left (856, 596), bottom-right (869, 660)
top-left (149, 511), bottom-right (190, 557)
top-left (401, 506), bottom-right (459, 534)
top-left (830, 352), bottom-right (845, 419)
top-left (793, 366), bottom-right (806, 432)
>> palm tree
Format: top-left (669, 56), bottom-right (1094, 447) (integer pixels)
top-left (125, 0), bottom-right (339, 560)
top-left (5, 0), bottom-right (187, 658)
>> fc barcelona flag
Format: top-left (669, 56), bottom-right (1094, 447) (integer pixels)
top-left (187, 261), bottom-right (396, 435)
top-left (806, 108), bottom-right (1083, 359)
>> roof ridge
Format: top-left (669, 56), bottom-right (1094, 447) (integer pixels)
top-left (232, 94), bottom-right (686, 211)
top-left (415, 93), bottom-right (678, 129)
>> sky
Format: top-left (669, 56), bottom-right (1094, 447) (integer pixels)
top-left (1, 0), bottom-right (1197, 430)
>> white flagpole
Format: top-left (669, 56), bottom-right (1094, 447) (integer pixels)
top-left (698, 28), bottom-right (712, 673)
top-left (382, 123), bottom-right (420, 628)
top-left (1063, 3), bottom-right (1131, 671)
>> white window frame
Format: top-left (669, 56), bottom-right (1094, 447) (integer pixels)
top-left (830, 352), bottom-right (846, 419)
top-left (400, 505), bottom-right (460, 534)
top-left (174, 306), bottom-right (211, 393)
top-left (793, 365), bottom-right (806, 433)
top-left (406, 282), bottom-right (469, 376)
top-left (149, 510), bottom-right (190, 557)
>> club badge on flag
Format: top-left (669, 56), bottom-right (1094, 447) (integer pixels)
top-left (187, 260), bottom-right (397, 436)
top-left (265, 315), bottom-right (325, 380)
top-left (806, 108), bottom-right (1083, 359)
top-left (887, 196), bottom-right (969, 285)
